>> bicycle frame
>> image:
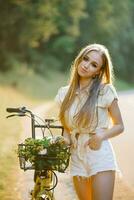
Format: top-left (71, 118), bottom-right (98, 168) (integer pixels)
top-left (23, 108), bottom-right (64, 139)
top-left (6, 106), bottom-right (69, 200)
top-left (6, 106), bottom-right (64, 139)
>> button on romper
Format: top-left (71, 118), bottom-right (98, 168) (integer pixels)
top-left (55, 84), bottom-right (121, 178)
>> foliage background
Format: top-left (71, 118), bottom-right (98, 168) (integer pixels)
top-left (0, 0), bottom-right (134, 83)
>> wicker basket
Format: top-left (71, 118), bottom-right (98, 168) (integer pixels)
top-left (18, 143), bottom-right (70, 172)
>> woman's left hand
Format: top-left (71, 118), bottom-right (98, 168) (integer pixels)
top-left (85, 129), bottom-right (106, 150)
top-left (88, 135), bottom-right (103, 150)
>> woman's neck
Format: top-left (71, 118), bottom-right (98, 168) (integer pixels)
top-left (79, 77), bottom-right (93, 90)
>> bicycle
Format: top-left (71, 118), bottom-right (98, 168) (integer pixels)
top-left (6, 106), bottom-right (70, 200)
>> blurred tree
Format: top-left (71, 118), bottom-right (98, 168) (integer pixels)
top-left (0, 0), bottom-right (133, 82)
top-left (77, 0), bottom-right (134, 82)
top-left (113, 0), bottom-right (134, 82)
top-left (0, 0), bottom-right (86, 73)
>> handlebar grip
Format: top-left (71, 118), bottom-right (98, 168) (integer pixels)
top-left (6, 107), bottom-right (26, 113)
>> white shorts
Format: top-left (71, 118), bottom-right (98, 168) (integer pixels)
top-left (70, 140), bottom-right (120, 177)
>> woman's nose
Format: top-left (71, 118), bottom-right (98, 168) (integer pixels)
top-left (84, 62), bottom-right (90, 69)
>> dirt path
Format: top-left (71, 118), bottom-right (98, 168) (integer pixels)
top-left (16, 91), bottom-right (134, 200)
top-left (112, 90), bottom-right (134, 188)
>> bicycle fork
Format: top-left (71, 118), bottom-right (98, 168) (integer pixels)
top-left (31, 171), bottom-right (55, 200)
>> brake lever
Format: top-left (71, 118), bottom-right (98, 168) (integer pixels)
top-left (6, 113), bottom-right (26, 118)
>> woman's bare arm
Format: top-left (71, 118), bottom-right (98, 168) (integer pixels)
top-left (100, 99), bottom-right (124, 140)
top-left (87, 100), bottom-right (124, 150)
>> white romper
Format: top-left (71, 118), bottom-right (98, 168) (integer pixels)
top-left (55, 84), bottom-right (120, 177)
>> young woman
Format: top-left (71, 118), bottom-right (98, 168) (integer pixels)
top-left (55, 43), bottom-right (124, 200)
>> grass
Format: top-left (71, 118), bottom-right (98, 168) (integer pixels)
top-left (0, 68), bottom-right (68, 101)
top-left (115, 79), bottom-right (134, 91)
top-left (0, 86), bottom-right (36, 199)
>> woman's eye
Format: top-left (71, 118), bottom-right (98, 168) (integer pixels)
top-left (83, 56), bottom-right (88, 61)
top-left (92, 63), bottom-right (97, 68)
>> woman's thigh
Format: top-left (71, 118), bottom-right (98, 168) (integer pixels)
top-left (91, 170), bottom-right (115, 200)
top-left (73, 176), bottom-right (92, 200)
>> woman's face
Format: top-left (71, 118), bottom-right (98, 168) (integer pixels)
top-left (77, 50), bottom-right (103, 79)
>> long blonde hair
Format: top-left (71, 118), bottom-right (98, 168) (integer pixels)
top-left (59, 44), bottom-right (114, 131)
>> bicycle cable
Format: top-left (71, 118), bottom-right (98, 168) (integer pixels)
top-left (33, 114), bottom-right (61, 138)
top-left (45, 170), bottom-right (58, 191)
top-left (24, 113), bottom-right (46, 137)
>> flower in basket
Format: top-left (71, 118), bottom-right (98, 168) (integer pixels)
top-left (18, 136), bottom-right (70, 172)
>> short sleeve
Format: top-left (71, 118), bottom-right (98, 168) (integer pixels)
top-left (98, 84), bottom-right (118, 108)
top-left (54, 85), bottom-right (69, 106)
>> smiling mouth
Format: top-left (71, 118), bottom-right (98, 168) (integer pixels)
top-left (81, 67), bottom-right (88, 73)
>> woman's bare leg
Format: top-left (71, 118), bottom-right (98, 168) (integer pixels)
top-left (91, 170), bottom-right (115, 200)
top-left (73, 176), bottom-right (92, 200)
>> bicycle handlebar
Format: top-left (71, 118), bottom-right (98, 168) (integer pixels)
top-left (6, 106), bottom-right (64, 138)
top-left (6, 107), bottom-right (27, 113)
